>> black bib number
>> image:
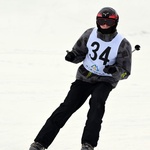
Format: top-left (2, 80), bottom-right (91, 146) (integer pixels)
top-left (89, 41), bottom-right (111, 65)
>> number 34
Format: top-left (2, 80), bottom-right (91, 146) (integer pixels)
top-left (89, 41), bottom-right (111, 65)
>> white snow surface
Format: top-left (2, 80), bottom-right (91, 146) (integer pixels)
top-left (0, 0), bottom-right (150, 150)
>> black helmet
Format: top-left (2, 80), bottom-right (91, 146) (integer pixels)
top-left (96, 7), bottom-right (119, 34)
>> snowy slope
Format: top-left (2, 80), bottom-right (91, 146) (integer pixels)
top-left (0, 0), bottom-right (150, 150)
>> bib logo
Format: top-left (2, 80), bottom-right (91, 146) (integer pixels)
top-left (91, 65), bottom-right (99, 72)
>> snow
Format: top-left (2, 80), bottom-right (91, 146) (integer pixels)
top-left (0, 0), bottom-right (150, 150)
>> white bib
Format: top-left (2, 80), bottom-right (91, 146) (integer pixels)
top-left (83, 28), bottom-right (124, 76)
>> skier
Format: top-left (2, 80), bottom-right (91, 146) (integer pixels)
top-left (29, 7), bottom-right (132, 150)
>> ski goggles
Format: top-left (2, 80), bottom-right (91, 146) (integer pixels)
top-left (97, 18), bottom-right (116, 26)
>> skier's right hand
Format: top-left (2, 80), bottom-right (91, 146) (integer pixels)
top-left (65, 51), bottom-right (75, 62)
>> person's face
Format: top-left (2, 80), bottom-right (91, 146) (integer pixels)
top-left (97, 18), bottom-right (116, 29)
top-left (100, 24), bottom-right (111, 29)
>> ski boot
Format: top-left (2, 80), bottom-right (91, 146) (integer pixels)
top-left (81, 143), bottom-right (94, 150)
top-left (29, 142), bottom-right (45, 150)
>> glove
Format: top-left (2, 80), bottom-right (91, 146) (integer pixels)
top-left (65, 51), bottom-right (75, 62)
top-left (103, 65), bottom-right (117, 74)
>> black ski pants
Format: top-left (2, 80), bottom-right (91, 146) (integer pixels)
top-left (34, 80), bottom-right (113, 148)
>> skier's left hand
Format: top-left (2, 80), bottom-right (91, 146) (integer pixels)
top-left (103, 65), bottom-right (117, 74)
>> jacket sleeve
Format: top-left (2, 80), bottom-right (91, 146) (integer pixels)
top-left (70, 28), bottom-right (93, 63)
top-left (113, 38), bottom-right (132, 80)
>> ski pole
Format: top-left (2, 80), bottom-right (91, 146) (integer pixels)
top-left (67, 45), bottom-right (140, 53)
top-left (132, 45), bottom-right (140, 53)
